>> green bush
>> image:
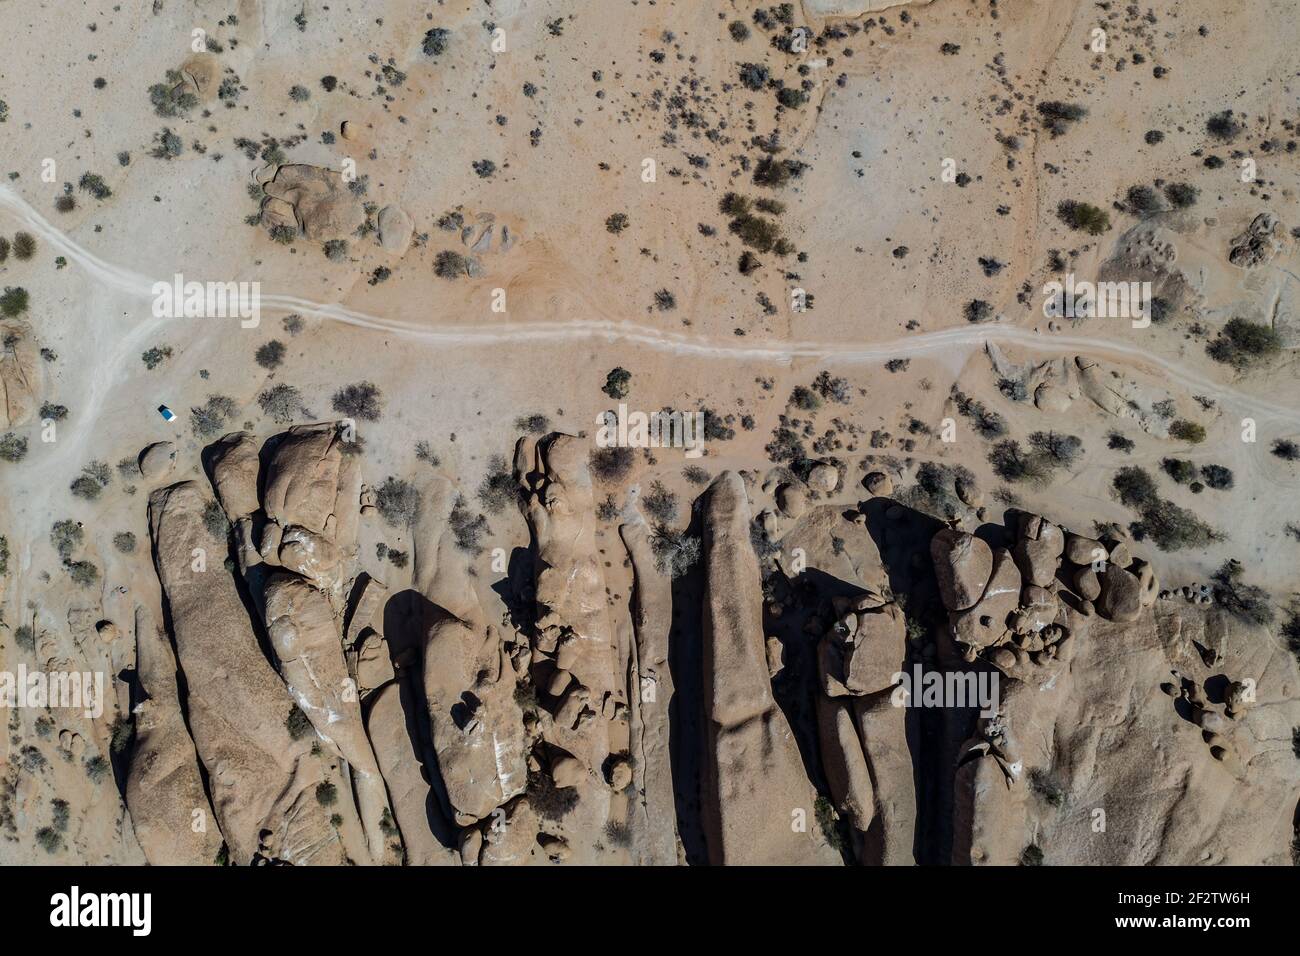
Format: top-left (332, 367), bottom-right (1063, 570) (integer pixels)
top-left (1207, 318), bottom-right (1281, 369)
top-left (0, 286), bottom-right (29, 317)
top-left (1057, 200), bottom-right (1110, 235)
top-left (1168, 419), bottom-right (1206, 443)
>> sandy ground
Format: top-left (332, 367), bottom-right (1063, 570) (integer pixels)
top-left (0, 0), bottom-right (1297, 863)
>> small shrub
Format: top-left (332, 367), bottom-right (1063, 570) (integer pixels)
top-left (375, 476), bottom-right (421, 527)
top-left (527, 770), bottom-right (579, 821)
top-left (1271, 439), bottom-right (1300, 462)
top-left (190, 395), bottom-right (238, 437)
top-left (1057, 200), bottom-right (1110, 235)
top-left (257, 383), bottom-right (304, 423)
top-left (39, 402), bottom-right (68, 422)
top-left (268, 223), bottom-right (297, 244)
top-left (332, 381), bottom-right (382, 421)
top-left (1163, 182), bottom-right (1199, 208)
top-left (1037, 100), bottom-right (1087, 137)
top-left (422, 27), bottom-right (451, 57)
top-left (605, 212), bottom-right (629, 234)
top-left (641, 481), bottom-right (679, 524)
top-left (476, 455), bottom-right (516, 514)
top-left (1207, 318), bottom-right (1281, 369)
top-left (1168, 419), bottom-right (1206, 444)
top-left (650, 528), bottom-right (700, 578)
top-left (0, 433), bottom-right (28, 463)
top-left (434, 250), bottom-right (469, 278)
top-left (1211, 559), bottom-right (1273, 627)
top-left (602, 367), bottom-right (631, 399)
top-left (323, 239), bottom-right (348, 261)
top-left (255, 340), bottom-right (286, 369)
top-left (288, 85), bottom-right (310, 102)
top-left (1206, 110), bottom-right (1243, 142)
top-left (149, 71), bottom-right (198, 117)
top-left (1200, 464), bottom-right (1233, 490)
top-left (314, 781), bottom-right (338, 806)
top-left (448, 496), bottom-right (488, 554)
top-left (1161, 458), bottom-right (1197, 484)
top-left (286, 706), bottom-right (313, 740)
top-left (67, 560), bottom-right (100, 587)
top-left (1019, 844), bottom-right (1044, 866)
top-left (113, 531), bottom-right (136, 553)
top-left (590, 446), bottom-right (633, 483)
top-left (202, 500), bottom-right (229, 539)
top-left (150, 127), bottom-right (184, 160)
top-left (141, 346), bottom-right (172, 370)
top-left (78, 172), bottom-right (113, 200)
top-left (0, 287), bottom-right (29, 318)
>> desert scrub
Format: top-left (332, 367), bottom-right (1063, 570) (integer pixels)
top-left (605, 212), bottom-right (629, 234)
top-left (66, 560), bottom-right (100, 588)
top-left (150, 128), bottom-right (184, 160)
top-left (434, 250), bottom-right (469, 278)
top-left (1110, 466), bottom-right (1218, 551)
top-left (375, 476), bottom-right (421, 527)
top-left (1163, 182), bottom-right (1199, 208)
top-left (255, 339), bottom-right (286, 369)
top-left (314, 781), bottom-right (338, 806)
top-left (289, 85), bottom-right (310, 102)
top-left (51, 519), bottom-right (83, 559)
top-left (1056, 200), bottom-right (1110, 235)
top-left (448, 496), bottom-right (488, 554)
top-left (422, 27), bottom-right (451, 57)
top-left (590, 446), bottom-right (634, 483)
top-left (1211, 559), bottom-right (1273, 627)
top-left (285, 705), bottom-right (313, 740)
top-left (514, 413), bottom-right (550, 435)
top-left (1168, 419), bottom-right (1206, 443)
top-left (39, 402), bottom-right (68, 422)
top-left (1272, 439), bottom-right (1300, 461)
top-left (1206, 318), bottom-right (1281, 369)
top-left (321, 239), bottom-right (348, 262)
top-left (78, 172), bottom-right (112, 200)
top-left (1206, 110), bottom-right (1243, 142)
top-left (476, 456), bottom-right (516, 514)
top-left (202, 500), bottom-right (229, 539)
top-left (258, 383), bottom-right (304, 423)
top-left (12, 232), bottom-right (36, 260)
top-left (0, 287), bottom-right (29, 318)
top-left (0, 433), bottom-right (28, 462)
top-left (332, 381), bottom-right (382, 421)
top-left (602, 367), bottom-right (631, 399)
top-left (113, 531), bottom-right (136, 553)
top-left (268, 224), bottom-right (297, 244)
top-left (650, 528), bottom-right (700, 578)
top-left (653, 289), bottom-right (676, 311)
top-left (141, 345), bottom-right (172, 370)
top-left (640, 481), bottom-right (679, 524)
top-left (148, 71), bottom-right (198, 117)
top-left (1037, 100), bottom-right (1087, 137)
top-left (190, 395), bottom-right (238, 437)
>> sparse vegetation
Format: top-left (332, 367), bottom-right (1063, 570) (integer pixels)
top-left (476, 455), bottom-right (516, 514)
top-left (602, 367), bottom-right (631, 400)
top-left (258, 383), bottom-right (304, 423)
top-left (1057, 200), bottom-right (1110, 235)
top-left (314, 781), bottom-right (338, 806)
top-left (332, 381), bottom-right (382, 421)
top-left (255, 340), bottom-right (286, 370)
top-left (1206, 318), bottom-right (1281, 369)
top-left (375, 476), bottom-right (421, 528)
top-left (0, 287), bottom-right (28, 318)
top-left (0, 433), bottom-right (28, 462)
top-left (1037, 100), bottom-right (1087, 137)
top-left (1211, 559), bottom-right (1273, 627)
top-left (590, 446), bottom-right (633, 483)
top-left (190, 395), bottom-right (239, 437)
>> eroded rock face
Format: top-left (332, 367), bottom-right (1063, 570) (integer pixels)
top-left (700, 472), bottom-right (840, 866)
top-left (417, 476), bottom-right (528, 826)
top-left (515, 435), bottom-right (620, 776)
top-left (261, 164), bottom-right (366, 241)
top-left (931, 529), bottom-right (993, 611)
top-left (126, 606), bottom-right (225, 866)
top-left (147, 481), bottom-right (339, 865)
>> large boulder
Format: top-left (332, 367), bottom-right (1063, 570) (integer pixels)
top-left (699, 472), bottom-right (841, 865)
top-left (147, 481), bottom-right (339, 865)
top-left (931, 529), bottom-right (993, 611)
top-left (1013, 514), bottom-right (1064, 587)
top-left (1096, 564), bottom-right (1142, 622)
top-left (126, 606), bottom-right (225, 865)
top-left (261, 164), bottom-right (366, 241)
